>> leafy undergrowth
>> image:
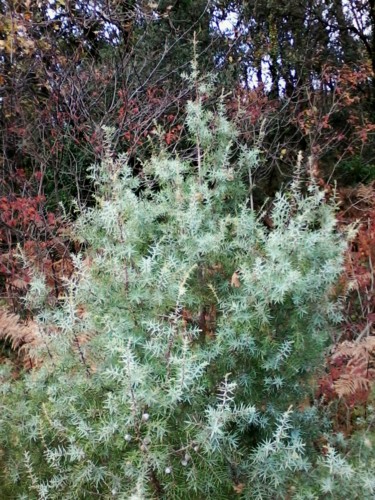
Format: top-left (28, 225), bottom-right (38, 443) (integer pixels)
top-left (318, 182), bottom-right (375, 434)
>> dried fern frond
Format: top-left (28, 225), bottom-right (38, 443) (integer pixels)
top-left (334, 374), bottom-right (372, 398)
top-left (332, 337), bottom-right (375, 360)
top-left (332, 336), bottom-right (375, 399)
top-left (0, 308), bottom-right (41, 368)
top-left (0, 309), bottom-right (39, 351)
top-left (356, 183), bottom-right (375, 205)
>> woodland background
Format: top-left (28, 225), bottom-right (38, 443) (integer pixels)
top-left (1, 0), bottom-right (375, 493)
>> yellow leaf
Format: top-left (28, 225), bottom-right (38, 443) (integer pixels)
top-left (280, 148), bottom-right (287, 159)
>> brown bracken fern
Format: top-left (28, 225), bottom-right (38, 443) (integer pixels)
top-left (0, 308), bottom-right (41, 369)
top-left (332, 336), bottom-right (375, 399)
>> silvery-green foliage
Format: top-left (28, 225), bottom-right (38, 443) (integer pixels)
top-left (0, 83), bottom-right (364, 499)
top-left (293, 431), bottom-right (375, 499)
